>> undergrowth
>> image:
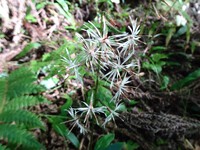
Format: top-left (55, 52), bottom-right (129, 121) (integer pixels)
top-left (0, 67), bottom-right (49, 150)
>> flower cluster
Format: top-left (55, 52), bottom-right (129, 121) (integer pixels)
top-left (62, 16), bottom-right (141, 134)
top-left (77, 16), bottom-right (140, 86)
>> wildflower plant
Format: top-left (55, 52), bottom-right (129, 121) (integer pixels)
top-left (67, 108), bottom-right (87, 134)
top-left (62, 15), bottom-right (142, 137)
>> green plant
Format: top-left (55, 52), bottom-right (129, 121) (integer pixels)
top-left (60, 15), bottom-right (142, 149)
top-left (94, 133), bottom-right (139, 150)
top-left (142, 49), bottom-right (171, 90)
top-left (0, 67), bottom-right (49, 150)
top-left (171, 68), bottom-right (200, 90)
top-left (140, 0), bottom-right (194, 90)
top-left (94, 133), bottom-right (115, 150)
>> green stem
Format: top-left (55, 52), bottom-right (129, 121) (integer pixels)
top-left (0, 79), bottom-right (8, 113)
top-left (93, 64), bottom-right (100, 106)
top-left (89, 13), bottom-right (104, 150)
top-left (89, 48), bottom-right (101, 150)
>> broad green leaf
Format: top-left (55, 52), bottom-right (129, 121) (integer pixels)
top-left (143, 62), bottom-right (153, 71)
top-left (171, 68), bottom-right (200, 90)
top-left (48, 117), bottom-right (80, 148)
top-left (0, 144), bottom-right (8, 150)
top-left (151, 46), bottom-right (167, 51)
top-left (151, 64), bottom-right (162, 74)
top-left (97, 86), bottom-right (113, 103)
top-left (173, 25), bottom-right (187, 38)
top-left (60, 94), bottom-right (73, 115)
top-left (124, 141), bottom-right (139, 150)
top-left (160, 76), bottom-right (170, 90)
top-left (99, 79), bottom-right (111, 87)
top-left (151, 53), bottom-right (168, 62)
top-left (165, 27), bottom-right (176, 46)
top-left (143, 62), bottom-right (164, 74)
top-left (105, 142), bottom-right (124, 150)
top-left (129, 100), bottom-right (138, 106)
top-left (16, 43), bottom-right (41, 59)
top-left (94, 133), bottom-right (115, 150)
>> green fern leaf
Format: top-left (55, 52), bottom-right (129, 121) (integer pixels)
top-left (4, 67), bottom-right (44, 99)
top-left (8, 67), bottom-right (35, 84)
top-left (0, 144), bottom-right (9, 150)
top-left (27, 84), bottom-right (45, 93)
top-left (7, 83), bottom-right (45, 99)
top-left (4, 96), bottom-right (49, 111)
top-left (0, 124), bottom-right (45, 150)
top-left (0, 110), bottom-right (45, 129)
top-left (0, 79), bottom-right (8, 113)
top-left (0, 67), bottom-right (48, 149)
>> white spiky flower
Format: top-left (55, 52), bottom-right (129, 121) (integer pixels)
top-left (83, 16), bottom-right (127, 60)
top-left (66, 108), bottom-right (87, 134)
top-left (117, 17), bottom-right (140, 56)
top-left (61, 48), bottom-right (82, 83)
top-left (112, 74), bottom-right (131, 101)
top-left (103, 103), bottom-right (125, 127)
top-left (102, 50), bottom-right (135, 87)
top-left (76, 92), bottom-right (106, 125)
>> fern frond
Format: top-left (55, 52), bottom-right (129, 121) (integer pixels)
top-left (0, 67), bottom-right (48, 149)
top-left (7, 84), bottom-right (44, 99)
top-left (0, 124), bottom-right (45, 150)
top-left (0, 110), bottom-right (45, 129)
top-left (2, 67), bottom-right (44, 99)
top-left (8, 67), bottom-right (35, 84)
top-left (0, 144), bottom-right (9, 150)
top-left (4, 96), bottom-right (49, 111)
top-left (0, 79), bottom-right (8, 113)
top-left (26, 84), bottom-right (45, 94)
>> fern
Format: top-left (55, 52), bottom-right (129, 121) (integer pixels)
top-left (0, 67), bottom-right (49, 149)
top-left (0, 110), bottom-right (45, 129)
top-left (4, 96), bottom-right (48, 111)
top-left (5, 68), bottom-right (43, 99)
top-left (0, 124), bottom-right (44, 150)
top-left (0, 144), bottom-right (9, 150)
